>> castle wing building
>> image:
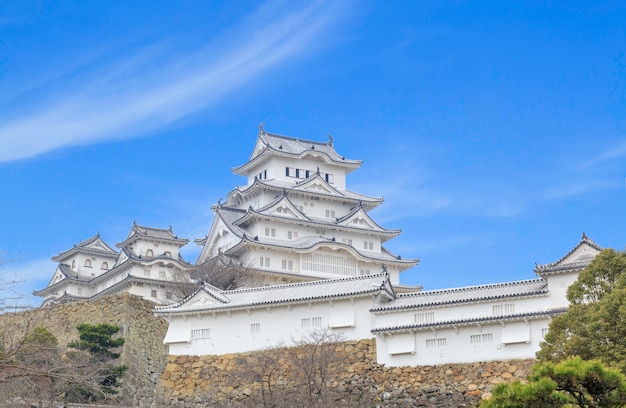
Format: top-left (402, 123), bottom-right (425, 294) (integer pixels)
top-left (195, 127), bottom-right (419, 286)
top-left (370, 232), bottom-right (602, 366)
top-left (34, 223), bottom-right (191, 305)
top-left (155, 270), bottom-right (396, 355)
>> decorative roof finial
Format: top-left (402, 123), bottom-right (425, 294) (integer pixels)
top-left (328, 133), bottom-right (334, 146)
top-left (217, 198), bottom-right (222, 207)
top-left (258, 121), bottom-right (265, 134)
top-left (582, 231), bottom-right (588, 240)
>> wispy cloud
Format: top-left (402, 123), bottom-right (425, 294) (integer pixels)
top-left (0, 0), bottom-right (350, 163)
top-left (578, 139), bottom-right (626, 169)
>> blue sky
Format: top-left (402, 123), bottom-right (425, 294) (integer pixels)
top-left (1, 1), bottom-right (625, 307)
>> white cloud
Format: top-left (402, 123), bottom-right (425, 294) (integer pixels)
top-left (0, 0), bottom-right (350, 163)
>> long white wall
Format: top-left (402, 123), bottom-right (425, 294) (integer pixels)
top-left (375, 317), bottom-right (551, 366)
top-left (164, 296), bottom-right (375, 355)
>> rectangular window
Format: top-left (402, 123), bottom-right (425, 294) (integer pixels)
top-left (325, 209), bottom-right (336, 218)
top-left (295, 168), bottom-right (300, 178)
top-left (312, 317), bottom-right (322, 327)
top-left (359, 269), bottom-right (371, 276)
top-left (325, 173), bottom-right (334, 183)
top-left (260, 257), bottom-right (271, 267)
top-left (426, 338), bottom-right (447, 348)
top-left (415, 312), bottom-right (435, 325)
top-left (301, 318), bottom-right (311, 328)
top-left (493, 304), bottom-right (515, 316)
top-left (281, 260), bottom-right (293, 270)
top-left (470, 333), bottom-right (493, 344)
top-left (166, 291), bottom-right (172, 299)
top-left (251, 323), bottom-right (260, 334)
top-left (191, 328), bottom-right (211, 339)
top-left (342, 238), bottom-right (352, 245)
top-left (541, 328), bottom-right (549, 338)
top-left (151, 290), bottom-right (157, 298)
top-left (288, 231), bottom-right (299, 239)
top-left (264, 227), bottom-right (275, 237)
top-left (315, 229), bottom-right (326, 235)
top-left (77, 287), bottom-right (83, 295)
top-left (363, 241), bottom-right (374, 251)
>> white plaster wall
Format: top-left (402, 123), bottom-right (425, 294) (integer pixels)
top-left (132, 240), bottom-right (181, 259)
top-left (164, 296), bottom-right (375, 355)
top-left (376, 318), bottom-right (551, 366)
top-left (545, 272), bottom-right (579, 308)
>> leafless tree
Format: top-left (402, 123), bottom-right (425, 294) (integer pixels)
top-left (0, 322), bottom-right (127, 407)
top-left (286, 328), bottom-right (345, 407)
top-left (0, 253), bottom-right (31, 313)
top-left (170, 253), bottom-right (254, 301)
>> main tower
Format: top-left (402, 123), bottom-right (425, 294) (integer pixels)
top-left (195, 125), bottom-right (418, 286)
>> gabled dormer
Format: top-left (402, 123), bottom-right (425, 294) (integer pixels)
top-left (51, 233), bottom-right (118, 263)
top-left (336, 204), bottom-right (401, 241)
top-left (294, 173), bottom-right (342, 196)
top-left (255, 192), bottom-right (309, 220)
top-left (535, 232), bottom-right (602, 277)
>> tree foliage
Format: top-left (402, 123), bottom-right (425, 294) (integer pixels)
top-left (538, 249), bottom-right (626, 372)
top-left (481, 357), bottom-right (626, 408)
top-left (66, 323), bottom-right (127, 401)
top-left (68, 323), bottom-right (125, 360)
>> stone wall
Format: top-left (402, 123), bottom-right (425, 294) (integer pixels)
top-left (0, 294), bottom-right (169, 407)
top-left (1, 298), bottom-right (535, 407)
top-left (155, 338), bottom-right (534, 407)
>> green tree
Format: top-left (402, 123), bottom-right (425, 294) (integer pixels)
top-left (538, 249), bottom-right (626, 372)
top-left (66, 323), bottom-right (127, 403)
top-left (481, 357), bottom-right (626, 408)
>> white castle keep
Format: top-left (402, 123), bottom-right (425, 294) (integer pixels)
top-left (36, 127), bottom-right (602, 366)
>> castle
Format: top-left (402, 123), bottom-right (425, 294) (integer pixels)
top-left (36, 127), bottom-right (602, 366)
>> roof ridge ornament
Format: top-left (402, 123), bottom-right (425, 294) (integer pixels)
top-left (258, 121), bottom-right (265, 134)
top-left (327, 133), bottom-right (333, 146)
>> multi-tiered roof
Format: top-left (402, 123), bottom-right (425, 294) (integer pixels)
top-left (195, 127), bottom-right (418, 285)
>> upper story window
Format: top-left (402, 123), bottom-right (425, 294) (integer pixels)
top-left (493, 304), bottom-right (515, 316)
top-left (164, 251), bottom-right (171, 257)
top-left (415, 312), bottom-right (435, 324)
top-left (84, 259), bottom-right (92, 268)
top-left (101, 262), bottom-right (109, 270)
top-left (146, 249), bottom-right (154, 257)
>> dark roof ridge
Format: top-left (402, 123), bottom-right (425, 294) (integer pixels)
top-left (397, 278), bottom-right (546, 298)
top-left (226, 271), bottom-right (389, 295)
